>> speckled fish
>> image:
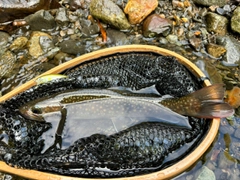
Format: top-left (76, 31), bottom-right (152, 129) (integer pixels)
top-left (0, 52), bottom-right (234, 178)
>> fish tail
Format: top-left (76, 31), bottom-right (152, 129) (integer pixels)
top-left (161, 84), bottom-right (234, 118)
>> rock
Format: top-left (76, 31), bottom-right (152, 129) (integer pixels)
top-left (166, 34), bottom-right (181, 46)
top-left (0, 51), bottom-right (16, 78)
top-left (0, 0), bottom-right (60, 23)
top-left (192, 0), bottom-right (227, 7)
top-left (214, 169), bottom-right (231, 180)
top-left (55, 8), bottom-right (69, 27)
top-left (80, 20), bottom-right (100, 37)
top-left (189, 37), bottom-right (202, 51)
top-left (25, 10), bottom-right (56, 31)
top-left (231, 7), bottom-right (240, 34)
top-left (39, 36), bottom-right (55, 53)
top-left (90, 0), bottom-right (130, 30)
top-left (196, 166), bottom-right (215, 180)
top-left (230, 138), bottom-right (240, 160)
top-left (205, 12), bottom-right (228, 35)
top-left (9, 37), bottom-right (28, 52)
top-left (106, 29), bottom-right (130, 46)
top-left (234, 128), bottom-right (240, 139)
top-left (206, 43), bottom-right (226, 58)
top-left (216, 36), bottom-right (240, 65)
top-left (69, 0), bottom-right (91, 10)
top-left (28, 31), bottom-right (52, 58)
top-left (124, 0), bottom-right (158, 25)
top-left (0, 32), bottom-right (10, 54)
top-left (142, 14), bottom-right (172, 38)
top-left (59, 40), bottom-right (86, 55)
top-left (225, 86), bottom-right (240, 108)
top-left (217, 150), bottom-right (235, 169)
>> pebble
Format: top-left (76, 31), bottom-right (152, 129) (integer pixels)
top-left (106, 28), bottom-right (130, 46)
top-left (196, 166), bottom-right (215, 180)
top-left (90, 0), bottom-right (130, 30)
top-left (59, 39), bottom-right (86, 55)
top-left (28, 31), bottom-right (52, 58)
top-left (230, 139), bottom-right (240, 160)
top-left (9, 37), bottom-right (28, 52)
top-left (206, 43), bottom-right (226, 58)
top-left (25, 10), bottom-right (57, 31)
top-left (142, 14), bottom-right (172, 38)
top-left (206, 12), bottom-right (228, 35)
top-left (55, 8), bottom-right (70, 27)
top-left (189, 37), bottom-right (202, 51)
top-left (124, 0), bottom-right (158, 24)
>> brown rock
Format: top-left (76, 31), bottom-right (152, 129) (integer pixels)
top-left (143, 14), bottom-right (172, 37)
top-left (206, 43), bottom-right (226, 58)
top-left (0, 0), bottom-right (60, 23)
top-left (124, 0), bottom-right (158, 25)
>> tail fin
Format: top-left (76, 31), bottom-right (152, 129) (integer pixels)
top-left (191, 84), bottom-right (234, 118)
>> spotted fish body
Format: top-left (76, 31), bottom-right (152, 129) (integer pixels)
top-left (0, 52), bottom-right (208, 177)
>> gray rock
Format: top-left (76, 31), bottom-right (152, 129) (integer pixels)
top-left (55, 8), bottom-right (69, 27)
top-left (231, 7), bottom-right (240, 34)
top-left (192, 0), bottom-right (227, 7)
top-left (196, 166), bottom-right (215, 180)
top-left (217, 150), bottom-right (235, 169)
top-left (234, 128), bottom-right (240, 139)
top-left (59, 40), bottom-right (86, 55)
top-left (25, 10), bottom-right (56, 31)
top-left (106, 29), bottom-right (130, 46)
top-left (230, 138), bottom-right (240, 160)
top-left (81, 24), bottom-right (100, 37)
top-left (90, 0), bottom-right (130, 30)
top-left (206, 12), bottom-right (228, 35)
top-left (0, 31), bottom-right (9, 48)
top-left (217, 36), bottom-right (240, 65)
top-left (39, 36), bottom-right (55, 53)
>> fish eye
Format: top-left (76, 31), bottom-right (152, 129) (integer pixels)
top-left (31, 107), bottom-right (42, 114)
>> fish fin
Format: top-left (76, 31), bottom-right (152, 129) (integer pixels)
top-left (189, 84), bottom-right (234, 118)
top-left (197, 102), bottom-right (234, 118)
top-left (191, 84), bottom-right (225, 102)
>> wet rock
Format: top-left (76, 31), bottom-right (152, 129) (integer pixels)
top-left (90, 0), bottom-right (130, 30)
top-left (25, 10), bottom-right (56, 31)
top-left (0, 51), bottom-right (16, 78)
top-left (214, 169), bottom-right (231, 180)
top-left (106, 29), bottom-right (130, 46)
top-left (195, 60), bottom-right (223, 84)
top-left (189, 37), bottom-right (202, 51)
top-left (219, 124), bottom-right (235, 135)
top-left (28, 31), bottom-right (52, 58)
top-left (234, 128), bottom-right (240, 139)
top-left (0, 0), bottom-right (60, 23)
top-left (55, 8), bottom-right (69, 27)
top-left (39, 36), bottom-right (55, 53)
top-left (231, 7), bottom-right (240, 34)
top-left (218, 151), bottom-right (235, 169)
top-left (166, 34), bottom-right (181, 46)
top-left (217, 36), bottom-right (240, 65)
top-left (192, 0), bottom-right (227, 7)
top-left (205, 12), bottom-right (228, 35)
top-left (230, 138), bottom-right (240, 160)
top-left (142, 14), bottom-right (172, 38)
top-left (196, 166), bottom-right (215, 180)
top-left (80, 20), bottom-right (100, 37)
top-left (206, 43), bottom-right (226, 58)
top-left (59, 40), bottom-right (86, 55)
top-left (9, 37), bottom-right (28, 52)
top-left (124, 0), bottom-right (158, 25)
top-left (0, 32), bottom-right (10, 54)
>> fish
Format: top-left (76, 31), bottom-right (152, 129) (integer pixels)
top-left (0, 52), bottom-right (233, 177)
